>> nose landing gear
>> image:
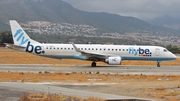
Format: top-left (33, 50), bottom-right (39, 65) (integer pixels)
top-left (157, 62), bottom-right (160, 67)
top-left (157, 61), bottom-right (161, 67)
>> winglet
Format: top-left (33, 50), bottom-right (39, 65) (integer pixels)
top-left (72, 43), bottom-right (87, 54)
top-left (72, 43), bottom-right (82, 53)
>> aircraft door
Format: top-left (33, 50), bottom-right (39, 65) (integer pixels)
top-left (155, 48), bottom-right (160, 56)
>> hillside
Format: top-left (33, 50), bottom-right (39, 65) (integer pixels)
top-left (0, 0), bottom-right (179, 35)
top-left (150, 15), bottom-right (180, 30)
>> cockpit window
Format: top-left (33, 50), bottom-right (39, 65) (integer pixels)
top-left (164, 49), bottom-right (168, 52)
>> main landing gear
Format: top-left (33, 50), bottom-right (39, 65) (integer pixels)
top-left (91, 61), bottom-right (96, 67)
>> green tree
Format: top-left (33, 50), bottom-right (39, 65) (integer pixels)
top-left (0, 31), bottom-right (13, 46)
top-left (166, 44), bottom-right (172, 50)
top-left (166, 44), bottom-right (180, 53)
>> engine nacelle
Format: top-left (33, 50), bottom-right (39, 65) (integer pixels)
top-left (105, 57), bottom-right (122, 65)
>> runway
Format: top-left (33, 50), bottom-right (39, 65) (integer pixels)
top-left (0, 64), bottom-right (179, 75)
top-left (0, 64), bottom-right (179, 101)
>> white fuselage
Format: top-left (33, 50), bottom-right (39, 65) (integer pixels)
top-left (25, 43), bottom-right (176, 61)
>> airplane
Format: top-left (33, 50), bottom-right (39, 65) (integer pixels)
top-left (5, 20), bottom-right (177, 67)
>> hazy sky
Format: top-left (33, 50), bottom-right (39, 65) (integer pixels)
top-left (63, 0), bottom-right (180, 20)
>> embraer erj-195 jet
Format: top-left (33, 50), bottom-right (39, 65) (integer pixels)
top-left (5, 20), bottom-right (177, 67)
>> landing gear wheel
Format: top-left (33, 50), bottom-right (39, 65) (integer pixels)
top-left (157, 62), bottom-right (160, 67)
top-left (91, 62), bottom-right (96, 67)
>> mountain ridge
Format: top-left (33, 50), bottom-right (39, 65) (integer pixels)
top-left (0, 0), bottom-right (179, 36)
top-left (149, 15), bottom-right (180, 30)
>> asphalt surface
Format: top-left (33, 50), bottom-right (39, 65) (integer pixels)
top-left (0, 82), bottom-right (151, 101)
top-left (0, 64), bottom-right (179, 75)
top-left (1, 64), bottom-right (179, 101)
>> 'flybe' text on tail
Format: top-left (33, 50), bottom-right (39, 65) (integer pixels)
top-left (9, 20), bottom-right (40, 47)
top-left (13, 29), bottom-right (29, 46)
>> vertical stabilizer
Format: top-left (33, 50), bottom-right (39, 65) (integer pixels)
top-left (9, 20), bottom-right (40, 47)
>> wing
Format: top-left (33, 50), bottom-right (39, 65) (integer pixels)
top-left (72, 44), bottom-right (117, 61)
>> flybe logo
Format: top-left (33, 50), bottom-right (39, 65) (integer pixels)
top-left (13, 29), bottom-right (29, 46)
top-left (26, 42), bottom-right (45, 54)
top-left (128, 47), bottom-right (152, 57)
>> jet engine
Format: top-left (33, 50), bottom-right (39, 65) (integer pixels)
top-left (105, 57), bottom-right (121, 65)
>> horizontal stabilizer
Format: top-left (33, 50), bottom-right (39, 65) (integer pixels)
top-left (4, 43), bottom-right (26, 51)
